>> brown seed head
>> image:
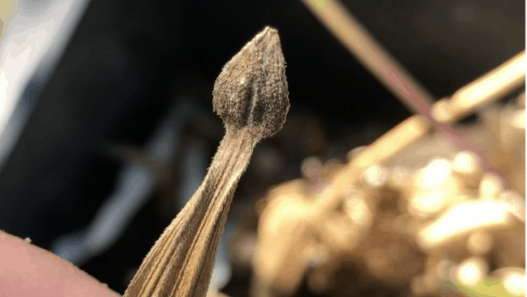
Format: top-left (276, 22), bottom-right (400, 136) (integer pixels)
top-left (213, 27), bottom-right (290, 139)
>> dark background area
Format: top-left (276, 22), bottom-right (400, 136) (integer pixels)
top-left (0, 0), bottom-right (524, 295)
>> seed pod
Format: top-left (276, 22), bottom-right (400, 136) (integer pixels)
top-left (213, 27), bottom-right (290, 139)
top-left (124, 27), bottom-right (290, 297)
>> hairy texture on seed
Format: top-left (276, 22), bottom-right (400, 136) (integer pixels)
top-left (123, 27), bottom-right (290, 297)
top-left (213, 27), bottom-right (290, 139)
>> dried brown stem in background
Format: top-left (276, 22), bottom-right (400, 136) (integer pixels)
top-left (432, 51), bottom-right (526, 123)
top-left (123, 26), bottom-right (290, 297)
top-left (301, 0), bottom-right (434, 115)
top-left (301, 0), bottom-right (518, 186)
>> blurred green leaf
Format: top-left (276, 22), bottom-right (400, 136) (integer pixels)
top-left (443, 277), bottom-right (516, 297)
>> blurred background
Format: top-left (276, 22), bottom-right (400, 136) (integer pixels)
top-left (0, 0), bottom-right (524, 296)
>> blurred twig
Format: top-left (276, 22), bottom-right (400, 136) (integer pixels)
top-left (302, 0), bottom-right (521, 187)
top-left (302, 0), bottom-right (434, 115)
top-left (433, 51), bottom-right (526, 123)
top-left (318, 115), bottom-right (433, 211)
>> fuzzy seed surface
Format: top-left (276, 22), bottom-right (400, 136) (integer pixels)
top-left (213, 27), bottom-right (290, 139)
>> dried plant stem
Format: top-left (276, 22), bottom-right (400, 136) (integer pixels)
top-left (433, 51), bottom-right (526, 123)
top-left (302, 0), bottom-right (434, 115)
top-left (124, 128), bottom-right (257, 297)
top-left (124, 26), bottom-right (289, 297)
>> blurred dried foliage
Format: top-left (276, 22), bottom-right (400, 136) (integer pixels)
top-left (244, 90), bottom-right (525, 297)
top-left (217, 2), bottom-right (526, 296)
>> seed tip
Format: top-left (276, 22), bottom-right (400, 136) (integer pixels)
top-left (212, 27), bottom-right (290, 140)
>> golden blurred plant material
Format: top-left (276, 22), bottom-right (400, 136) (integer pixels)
top-left (250, 89), bottom-right (525, 297)
top-left (251, 182), bottom-right (315, 297)
top-left (244, 3), bottom-right (525, 295)
top-left (432, 52), bottom-right (526, 124)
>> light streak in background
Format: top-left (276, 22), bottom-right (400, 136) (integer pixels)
top-left (50, 98), bottom-right (233, 291)
top-left (0, 0), bottom-right (91, 172)
top-left (302, 0), bottom-right (525, 188)
top-left (50, 98), bottom-right (198, 265)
